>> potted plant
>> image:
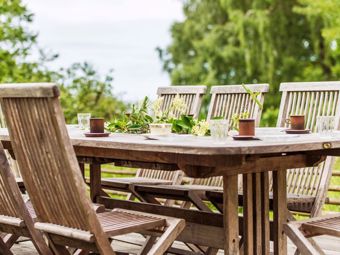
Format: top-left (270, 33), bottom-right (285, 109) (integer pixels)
top-left (150, 95), bottom-right (187, 135)
top-left (231, 84), bottom-right (263, 136)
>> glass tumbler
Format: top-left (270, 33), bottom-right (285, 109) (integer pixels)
top-left (77, 113), bottom-right (91, 130)
top-left (317, 116), bottom-right (335, 137)
top-left (210, 119), bottom-right (229, 142)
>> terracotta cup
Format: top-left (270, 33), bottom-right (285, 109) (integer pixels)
top-left (287, 115), bottom-right (305, 130)
top-left (239, 119), bottom-right (255, 136)
top-left (90, 118), bottom-right (105, 133)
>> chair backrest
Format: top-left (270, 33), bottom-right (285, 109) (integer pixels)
top-left (193, 84), bottom-right (269, 186)
top-left (276, 81), bottom-right (340, 216)
top-left (0, 143), bottom-right (53, 255)
top-left (0, 106), bottom-right (21, 178)
top-left (0, 83), bottom-right (114, 254)
top-left (157, 85), bottom-right (207, 118)
top-left (0, 146), bottom-right (24, 220)
top-left (207, 84), bottom-right (269, 126)
top-left (137, 85), bottom-right (206, 181)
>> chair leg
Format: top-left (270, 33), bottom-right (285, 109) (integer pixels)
top-left (187, 191), bottom-right (212, 212)
top-left (3, 234), bottom-right (19, 248)
top-left (73, 250), bottom-right (90, 255)
top-left (147, 218), bottom-right (185, 255)
top-left (293, 237), bottom-right (325, 255)
top-left (50, 243), bottom-right (72, 255)
top-left (0, 236), bottom-right (13, 255)
top-left (181, 201), bottom-right (192, 209)
top-left (127, 193), bottom-right (136, 201)
top-left (138, 236), bottom-right (157, 255)
top-left (205, 247), bottom-right (219, 255)
top-left (283, 223), bottom-right (323, 255)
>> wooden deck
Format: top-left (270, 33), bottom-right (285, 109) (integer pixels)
top-left (11, 234), bottom-right (340, 254)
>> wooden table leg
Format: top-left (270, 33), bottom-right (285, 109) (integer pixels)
top-left (90, 163), bottom-right (101, 202)
top-left (243, 172), bottom-right (270, 255)
top-left (243, 174), bottom-right (253, 255)
top-left (261, 172), bottom-right (270, 255)
top-left (253, 173), bottom-right (263, 254)
top-left (273, 169), bottom-right (288, 255)
top-left (223, 175), bottom-right (239, 255)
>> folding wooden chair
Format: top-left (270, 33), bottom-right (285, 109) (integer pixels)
top-left (284, 213), bottom-right (340, 255)
top-left (0, 83), bottom-right (185, 255)
top-left (0, 144), bottom-right (53, 255)
top-left (207, 81), bottom-right (340, 217)
top-left (133, 84), bottom-right (269, 212)
top-left (100, 86), bottom-right (207, 200)
top-left (0, 106), bottom-right (24, 192)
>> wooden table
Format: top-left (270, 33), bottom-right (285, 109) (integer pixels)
top-left (2, 127), bottom-right (340, 255)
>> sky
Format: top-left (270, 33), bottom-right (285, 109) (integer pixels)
top-left (25, 0), bottom-right (184, 102)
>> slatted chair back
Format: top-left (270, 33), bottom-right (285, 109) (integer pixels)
top-left (207, 84), bottom-right (269, 126)
top-left (276, 81), bottom-right (340, 216)
top-left (157, 86), bottom-right (207, 118)
top-left (0, 83), bottom-right (115, 254)
top-left (0, 106), bottom-right (21, 178)
top-left (192, 84), bottom-right (269, 186)
top-left (0, 146), bottom-right (23, 220)
top-left (0, 144), bottom-right (53, 255)
top-left (136, 86), bottom-right (207, 182)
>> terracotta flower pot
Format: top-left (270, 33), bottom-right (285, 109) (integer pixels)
top-left (287, 115), bottom-right (305, 130)
top-left (239, 118), bottom-right (255, 136)
top-left (90, 118), bottom-right (105, 133)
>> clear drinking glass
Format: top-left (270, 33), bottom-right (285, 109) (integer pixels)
top-left (317, 116), bottom-right (335, 137)
top-left (209, 119), bottom-right (229, 142)
top-left (77, 113), bottom-right (91, 130)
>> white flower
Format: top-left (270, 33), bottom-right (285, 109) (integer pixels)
top-left (168, 95), bottom-right (187, 118)
top-left (192, 120), bottom-right (209, 136)
top-left (152, 97), bottom-right (164, 119)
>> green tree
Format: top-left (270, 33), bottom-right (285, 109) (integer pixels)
top-left (295, 0), bottom-right (340, 41)
top-left (160, 0), bottom-right (339, 125)
top-left (58, 63), bottom-right (126, 123)
top-left (0, 0), bottom-right (126, 123)
top-left (0, 0), bottom-right (56, 82)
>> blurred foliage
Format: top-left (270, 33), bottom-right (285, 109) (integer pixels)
top-left (159, 0), bottom-right (340, 126)
top-left (57, 63), bottom-right (127, 123)
top-left (0, 0), bottom-right (126, 123)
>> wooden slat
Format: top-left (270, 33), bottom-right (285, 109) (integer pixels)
top-left (223, 175), bottom-right (239, 255)
top-left (280, 82), bottom-right (340, 92)
top-left (211, 84), bottom-right (269, 94)
top-left (0, 216), bottom-right (24, 227)
top-left (243, 174), bottom-right (253, 255)
top-left (273, 170), bottom-right (288, 255)
top-left (98, 210), bottom-right (166, 236)
top-left (34, 222), bottom-right (95, 242)
top-left (0, 83), bottom-right (59, 98)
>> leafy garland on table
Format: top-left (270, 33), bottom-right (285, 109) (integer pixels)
top-left (106, 95), bottom-right (209, 135)
top-left (106, 97), bottom-right (152, 134)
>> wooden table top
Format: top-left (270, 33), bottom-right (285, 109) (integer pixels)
top-left (1, 127), bottom-right (340, 156)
